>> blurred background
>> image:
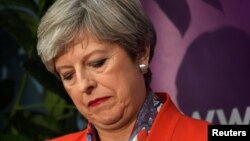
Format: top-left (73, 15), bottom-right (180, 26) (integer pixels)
top-left (0, 0), bottom-right (86, 141)
top-left (143, 0), bottom-right (250, 126)
top-left (0, 0), bottom-right (250, 141)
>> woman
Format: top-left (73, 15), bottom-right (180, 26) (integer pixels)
top-left (37, 0), bottom-right (208, 141)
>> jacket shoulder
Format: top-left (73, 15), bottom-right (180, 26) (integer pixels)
top-left (46, 129), bottom-right (87, 141)
top-left (149, 93), bottom-right (208, 141)
top-left (172, 115), bottom-right (208, 141)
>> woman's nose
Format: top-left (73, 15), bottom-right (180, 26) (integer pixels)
top-left (77, 72), bottom-right (97, 95)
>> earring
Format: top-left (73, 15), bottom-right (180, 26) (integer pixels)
top-left (139, 64), bottom-right (148, 74)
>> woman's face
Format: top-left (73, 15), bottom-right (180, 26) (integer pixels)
top-left (55, 36), bottom-right (149, 131)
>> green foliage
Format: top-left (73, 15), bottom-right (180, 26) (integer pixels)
top-left (0, 134), bottom-right (30, 141)
top-left (0, 0), bottom-right (86, 140)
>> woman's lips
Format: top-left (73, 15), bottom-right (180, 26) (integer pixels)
top-left (88, 96), bottom-right (111, 107)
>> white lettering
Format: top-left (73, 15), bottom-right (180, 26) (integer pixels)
top-left (191, 110), bottom-right (215, 123)
top-left (242, 131), bottom-right (246, 136)
top-left (191, 107), bottom-right (250, 125)
top-left (222, 107), bottom-right (250, 125)
top-left (216, 109), bottom-right (227, 124)
top-left (212, 129), bottom-right (218, 136)
top-left (243, 107), bottom-right (250, 124)
top-left (192, 111), bottom-right (201, 119)
top-left (211, 129), bottom-right (247, 136)
top-left (206, 110), bottom-right (216, 123)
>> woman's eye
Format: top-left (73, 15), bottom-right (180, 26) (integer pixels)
top-left (91, 58), bottom-right (107, 68)
top-left (62, 73), bottom-right (73, 81)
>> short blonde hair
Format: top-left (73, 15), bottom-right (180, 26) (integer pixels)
top-left (37, 0), bottom-right (156, 83)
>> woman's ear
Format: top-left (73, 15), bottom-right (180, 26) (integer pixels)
top-left (137, 46), bottom-right (150, 66)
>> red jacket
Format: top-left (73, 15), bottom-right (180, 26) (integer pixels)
top-left (47, 93), bottom-right (208, 141)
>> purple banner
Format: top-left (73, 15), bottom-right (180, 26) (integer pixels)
top-left (143, 0), bottom-right (250, 124)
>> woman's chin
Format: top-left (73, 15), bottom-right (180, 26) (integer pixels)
top-left (97, 113), bottom-right (121, 124)
top-left (92, 113), bottom-right (126, 130)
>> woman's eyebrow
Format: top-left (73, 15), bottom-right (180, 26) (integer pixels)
top-left (56, 49), bottom-right (110, 72)
top-left (56, 65), bottom-right (72, 73)
top-left (81, 49), bottom-right (110, 61)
